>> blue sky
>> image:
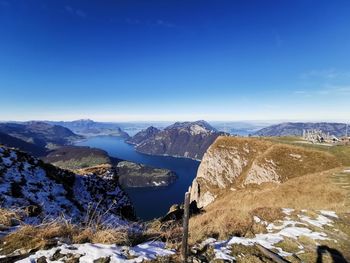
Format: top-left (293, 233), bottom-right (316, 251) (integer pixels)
top-left (0, 0), bottom-right (349, 122)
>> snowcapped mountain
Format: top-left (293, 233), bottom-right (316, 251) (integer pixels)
top-left (0, 145), bottom-right (134, 224)
top-left (128, 120), bottom-right (227, 160)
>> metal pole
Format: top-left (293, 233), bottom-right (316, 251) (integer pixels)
top-left (181, 191), bottom-right (190, 263)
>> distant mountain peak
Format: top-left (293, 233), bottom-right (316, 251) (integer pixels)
top-left (73, 119), bottom-right (95, 123)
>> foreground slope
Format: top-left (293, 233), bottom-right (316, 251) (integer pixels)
top-left (188, 136), bottom-right (350, 262)
top-left (0, 145), bottom-right (133, 223)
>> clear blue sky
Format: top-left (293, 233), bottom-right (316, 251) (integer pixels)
top-left (0, 0), bottom-right (349, 122)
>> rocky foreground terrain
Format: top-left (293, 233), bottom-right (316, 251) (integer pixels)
top-left (128, 120), bottom-right (227, 160)
top-left (0, 145), bottom-right (134, 224)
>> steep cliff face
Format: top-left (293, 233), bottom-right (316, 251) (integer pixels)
top-left (191, 136), bottom-right (340, 207)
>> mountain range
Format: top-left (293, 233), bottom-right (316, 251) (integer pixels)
top-left (0, 121), bottom-right (82, 153)
top-left (47, 119), bottom-right (130, 138)
top-left (254, 122), bottom-right (348, 137)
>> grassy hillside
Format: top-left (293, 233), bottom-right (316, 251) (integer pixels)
top-left (265, 136), bottom-right (350, 166)
top-left (42, 146), bottom-right (111, 170)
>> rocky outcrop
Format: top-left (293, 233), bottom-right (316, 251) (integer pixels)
top-left (191, 136), bottom-right (340, 208)
top-left (116, 161), bottom-right (176, 188)
top-left (129, 120), bottom-right (227, 160)
top-left (254, 122), bottom-right (347, 137)
top-left (0, 146), bottom-right (134, 223)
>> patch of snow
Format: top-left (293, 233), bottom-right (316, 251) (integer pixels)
top-left (289, 153), bottom-right (302, 159)
top-left (298, 214), bottom-right (333, 228)
top-left (319, 210), bottom-right (338, 218)
top-left (203, 209), bottom-right (333, 261)
top-left (253, 216), bottom-right (261, 223)
top-left (189, 124), bottom-right (210, 135)
top-left (17, 241), bottom-right (175, 263)
top-left (282, 208), bottom-right (294, 215)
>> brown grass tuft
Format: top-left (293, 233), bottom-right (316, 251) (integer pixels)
top-left (0, 208), bottom-right (22, 227)
top-left (249, 207), bottom-right (284, 222)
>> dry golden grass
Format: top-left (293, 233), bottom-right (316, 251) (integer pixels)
top-left (265, 136), bottom-right (350, 166)
top-left (0, 208), bottom-right (22, 227)
top-left (0, 220), bottom-right (149, 255)
top-left (0, 222), bottom-right (76, 255)
top-left (256, 143), bottom-right (340, 181)
top-left (189, 167), bottom-right (348, 243)
top-left (146, 220), bottom-right (183, 249)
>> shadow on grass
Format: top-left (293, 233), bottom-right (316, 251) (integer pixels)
top-left (316, 245), bottom-right (348, 263)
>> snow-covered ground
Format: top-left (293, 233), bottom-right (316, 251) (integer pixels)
top-left (0, 146), bottom-right (132, 224)
top-left (200, 209), bottom-right (339, 262)
top-left (17, 241), bottom-right (175, 263)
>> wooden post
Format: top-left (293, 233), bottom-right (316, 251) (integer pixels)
top-left (181, 191), bottom-right (190, 263)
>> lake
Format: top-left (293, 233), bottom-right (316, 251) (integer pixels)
top-left (76, 136), bottom-right (200, 221)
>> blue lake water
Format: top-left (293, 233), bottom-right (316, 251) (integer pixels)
top-left (76, 136), bottom-right (200, 221)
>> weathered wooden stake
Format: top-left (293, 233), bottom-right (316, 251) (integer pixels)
top-left (181, 191), bottom-right (190, 263)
